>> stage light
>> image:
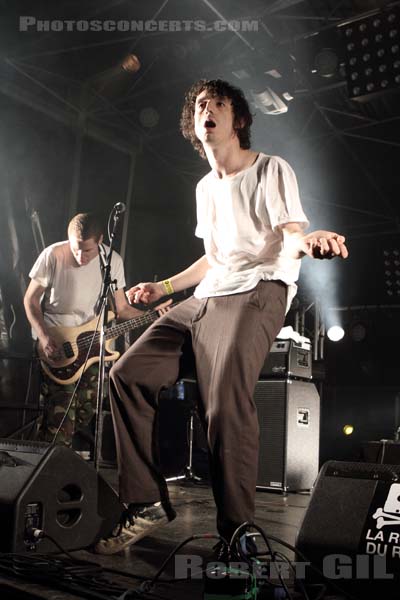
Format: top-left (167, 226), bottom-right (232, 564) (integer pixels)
top-left (250, 87), bottom-right (288, 115)
top-left (340, 5), bottom-right (400, 100)
top-left (343, 424), bottom-right (354, 436)
top-left (121, 54), bottom-right (141, 73)
top-left (232, 54), bottom-right (294, 116)
top-left (349, 320), bottom-right (367, 342)
top-left (139, 107), bottom-right (159, 128)
top-left (313, 48), bottom-right (340, 78)
top-left (89, 54), bottom-right (141, 99)
top-left (383, 248), bottom-right (400, 297)
top-left (327, 325), bottom-right (345, 341)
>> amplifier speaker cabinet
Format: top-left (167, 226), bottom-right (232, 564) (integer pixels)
top-left (260, 340), bottom-right (312, 380)
top-left (255, 379), bottom-right (320, 492)
top-left (361, 440), bottom-right (400, 464)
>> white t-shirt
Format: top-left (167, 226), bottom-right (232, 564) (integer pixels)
top-left (194, 153), bottom-right (309, 312)
top-left (29, 241), bottom-right (126, 330)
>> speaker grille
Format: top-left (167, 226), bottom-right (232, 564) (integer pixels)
top-left (255, 380), bottom-right (320, 491)
top-left (255, 381), bottom-right (286, 488)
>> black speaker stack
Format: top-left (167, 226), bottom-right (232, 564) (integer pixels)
top-left (255, 338), bottom-right (320, 492)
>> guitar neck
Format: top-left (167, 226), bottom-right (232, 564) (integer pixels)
top-left (105, 303), bottom-right (176, 341)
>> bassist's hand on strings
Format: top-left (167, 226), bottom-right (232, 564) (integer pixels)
top-left (38, 333), bottom-right (62, 364)
top-left (154, 298), bottom-right (173, 316)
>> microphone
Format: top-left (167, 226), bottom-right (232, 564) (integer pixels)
top-left (113, 202), bottom-right (126, 214)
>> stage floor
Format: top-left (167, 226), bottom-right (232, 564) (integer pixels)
top-left (0, 471), bottom-right (347, 600)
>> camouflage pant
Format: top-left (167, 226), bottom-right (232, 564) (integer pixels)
top-left (37, 364), bottom-right (105, 447)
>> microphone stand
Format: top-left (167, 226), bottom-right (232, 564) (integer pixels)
top-left (93, 207), bottom-right (123, 471)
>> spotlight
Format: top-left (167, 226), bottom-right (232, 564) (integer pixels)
top-left (121, 54), bottom-right (141, 73)
top-left (89, 54), bottom-right (141, 98)
top-left (343, 424), bottom-right (354, 436)
top-left (314, 48), bottom-right (340, 78)
top-left (327, 325), bottom-right (345, 341)
top-left (250, 87), bottom-right (288, 115)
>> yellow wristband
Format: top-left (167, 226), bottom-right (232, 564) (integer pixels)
top-left (162, 279), bottom-right (174, 295)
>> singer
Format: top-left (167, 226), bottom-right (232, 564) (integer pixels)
top-left (95, 78), bottom-right (348, 557)
top-left (23, 212), bottom-right (168, 448)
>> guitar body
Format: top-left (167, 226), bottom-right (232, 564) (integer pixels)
top-left (37, 313), bottom-right (120, 386)
top-left (37, 303), bottom-right (174, 386)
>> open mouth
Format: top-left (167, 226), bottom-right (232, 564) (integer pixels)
top-left (204, 119), bottom-right (216, 128)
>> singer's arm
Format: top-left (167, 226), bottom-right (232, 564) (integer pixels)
top-left (114, 288), bottom-right (144, 320)
top-left (114, 288), bottom-right (171, 319)
top-left (127, 255), bottom-right (210, 304)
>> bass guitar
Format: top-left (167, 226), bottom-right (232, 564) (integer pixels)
top-left (37, 307), bottom-right (165, 385)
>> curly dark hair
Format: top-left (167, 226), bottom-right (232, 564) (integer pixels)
top-left (180, 79), bottom-right (253, 159)
top-left (68, 213), bottom-right (102, 241)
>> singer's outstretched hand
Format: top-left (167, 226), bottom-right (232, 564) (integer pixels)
top-left (126, 282), bottom-right (165, 305)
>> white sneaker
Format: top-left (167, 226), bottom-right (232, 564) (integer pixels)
top-left (94, 502), bottom-right (176, 555)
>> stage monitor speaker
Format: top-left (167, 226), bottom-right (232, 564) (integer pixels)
top-left (0, 439), bottom-right (123, 554)
top-left (296, 460), bottom-right (400, 598)
top-left (254, 379), bottom-right (320, 492)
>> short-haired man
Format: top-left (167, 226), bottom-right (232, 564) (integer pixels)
top-left (95, 80), bottom-right (348, 555)
top-left (24, 212), bottom-right (163, 446)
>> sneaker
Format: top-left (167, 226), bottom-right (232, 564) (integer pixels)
top-left (93, 502), bottom-right (176, 555)
top-left (238, 533), bottom-right (258, 559)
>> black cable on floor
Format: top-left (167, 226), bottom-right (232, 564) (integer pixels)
top-left (0, 554), bottom-right (133, 600)
top-left (147, 533), bottom-right (226, 588)
top-left (240, 527), bottom-right (362, 600)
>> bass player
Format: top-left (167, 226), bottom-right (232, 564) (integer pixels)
top-left (24, 212), bottom-right (169, 448)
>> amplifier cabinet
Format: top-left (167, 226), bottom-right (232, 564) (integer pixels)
top-left (255, 379), bottom-right (320, 492)
top-left (260, 340), bottom-right (312, 380)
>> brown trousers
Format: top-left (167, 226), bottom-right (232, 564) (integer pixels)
top-left (109, 280), bottom-right (287, 539)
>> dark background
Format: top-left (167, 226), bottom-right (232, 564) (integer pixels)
top-left (0, 0), bottom-right (399, 463)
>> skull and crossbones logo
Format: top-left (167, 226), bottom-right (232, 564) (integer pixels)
top-left (373, 484), bottom-right (400, 530)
